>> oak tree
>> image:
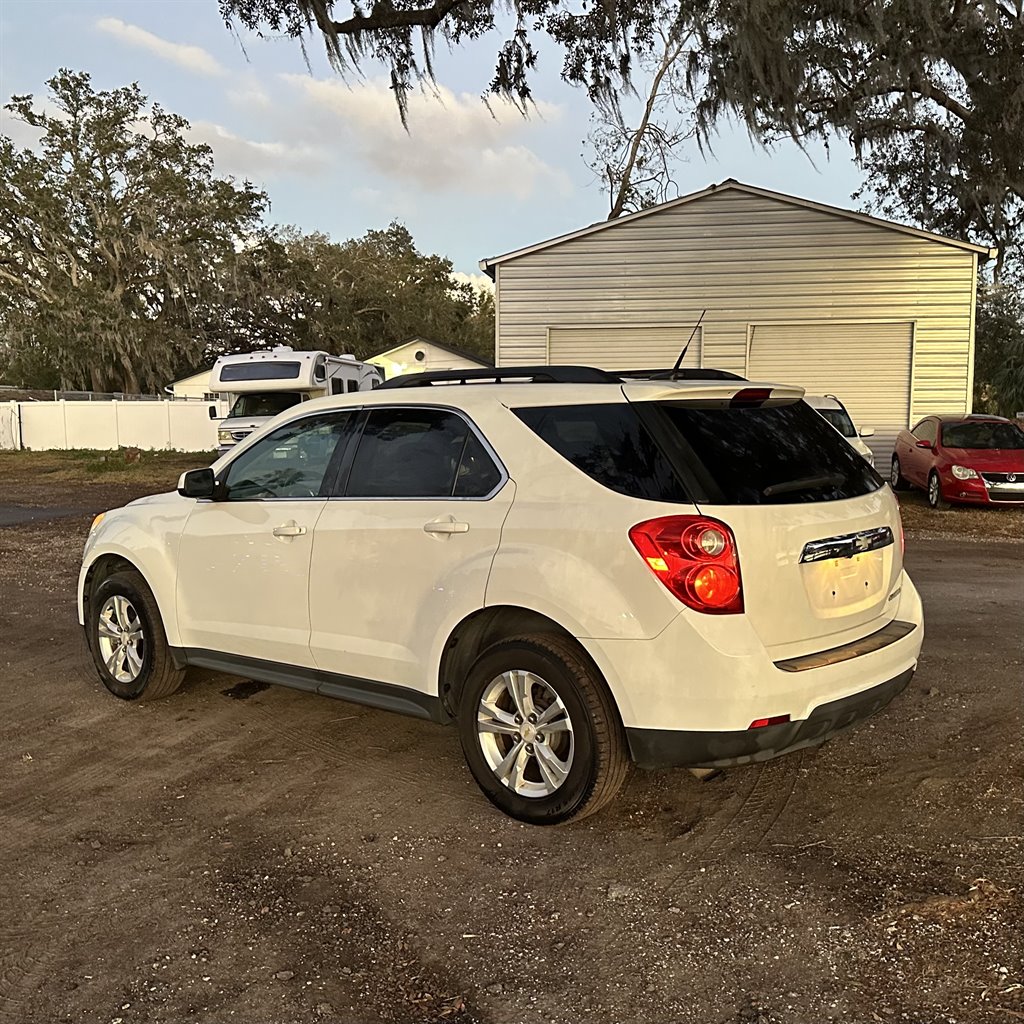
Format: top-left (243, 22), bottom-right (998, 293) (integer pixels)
top-left (0, 69), bottom-right (268, 393)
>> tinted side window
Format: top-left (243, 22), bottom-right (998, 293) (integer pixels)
top-left (346, 408), bottom-right (475, 498)
top-left (514, 404), bottom-right (689, 502)
top-left (224, 413), bottom-right (351, 501)
top-left (454, 430), bottom-right (502, 497)
top-left (656, 400), bottom-right (882, 504)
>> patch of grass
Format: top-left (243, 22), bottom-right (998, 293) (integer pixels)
top-left (0, 449), bottom-right (214, 488)
top-left (897, 489), bottom-right (1024, 541)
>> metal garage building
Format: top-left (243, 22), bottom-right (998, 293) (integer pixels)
top-left (480, 180), bottom-right (996, 460)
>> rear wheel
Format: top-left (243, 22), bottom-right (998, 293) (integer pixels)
top-left (927, 471), bottom-right (950, 511)
top-left (457, 634), bottom-right (629, 825)
top-left (890, 455), bottom-right (909, 491)
top-left (88, 570), bottom-right (185, 700)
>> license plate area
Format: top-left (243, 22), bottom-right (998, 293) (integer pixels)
top-left (802, 550), bottom-right (886, 618)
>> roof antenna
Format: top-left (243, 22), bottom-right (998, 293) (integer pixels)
top-left (671, 309), bottom-right (706, 380)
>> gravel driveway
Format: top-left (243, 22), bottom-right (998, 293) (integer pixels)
top-left (0, 456), bottom-right (1021, 1024)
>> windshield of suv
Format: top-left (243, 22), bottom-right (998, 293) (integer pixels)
top-left (941, 421), bottom-right (1024, 450)
top-left (227, 392), bottom-right (303, 419)
top-left (813, 406), bottom-right (856, 437)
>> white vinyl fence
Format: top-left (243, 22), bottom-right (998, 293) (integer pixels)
top-left (0, 400), bottom-right (229, 452)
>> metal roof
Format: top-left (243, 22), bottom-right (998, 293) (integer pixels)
top-left (479, 180), bottom-right (997, 277)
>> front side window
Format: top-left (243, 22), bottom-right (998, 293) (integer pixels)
top-left (223, 413), bottom-right (351, 501)
top-left (911, 419), bottom-right (937, 444)
top-left (344, 408), bottom-right (501, 498)
top-left (941, 420), bottom-right (1024, 450)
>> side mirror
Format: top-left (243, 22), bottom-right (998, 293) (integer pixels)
top-left (859, 426), bottom-right (875, 438)
top-left (208, 405), bottom-right (218, 420)
top-left (915, 439), bottom-right (933, 450)
top-left (178, 468), bottom-right (217, 498)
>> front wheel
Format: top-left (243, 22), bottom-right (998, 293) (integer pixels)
top-left (88, 570), bottom-right (185, 700)
top-left (457, 634), bottom-right (629, 825)
top-left (927, 471), bottom-right (950, 511)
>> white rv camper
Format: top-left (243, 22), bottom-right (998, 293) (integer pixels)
top-left (211, 346), bottom-right (382, 453)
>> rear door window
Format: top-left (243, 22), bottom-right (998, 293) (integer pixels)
top-left (344, 407), bottom-right (503, 498)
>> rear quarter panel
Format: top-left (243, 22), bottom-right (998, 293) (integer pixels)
top-left (480, 409), bottom-right (685, 640)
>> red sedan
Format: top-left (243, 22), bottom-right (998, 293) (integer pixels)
top-left (891, 415), bottom-right (1024, 509)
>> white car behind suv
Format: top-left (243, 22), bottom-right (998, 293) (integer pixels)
top-left (804, 394), bottom-right (876, 466)
top-left (80, 366), bottom-right (923, 824)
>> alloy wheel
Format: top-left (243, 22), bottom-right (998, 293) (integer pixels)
top-left (96, 595), bottom-right (146, 683)
top-left (476, 670), bottom-right (575, 798)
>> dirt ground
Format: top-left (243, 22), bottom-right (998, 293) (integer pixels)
top-left (1, 451), bottom-right (1022, 1024)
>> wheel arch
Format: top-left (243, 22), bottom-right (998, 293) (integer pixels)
top-left (81, 550), bottom-right (181, 651)
top-left (437, 605), bottom-right (610, 720)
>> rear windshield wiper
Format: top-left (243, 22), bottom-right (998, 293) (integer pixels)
top-left (763, 472), bottom-right (845, 498)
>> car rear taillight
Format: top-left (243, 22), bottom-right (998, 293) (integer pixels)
top-left (628, 516), bottom-right (744, 614)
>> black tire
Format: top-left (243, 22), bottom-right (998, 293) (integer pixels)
top-left (87, 570), bottom-right (185, 700)
top-left (890, 455), bottom-right (909, 491)
top-left (457, 633), bottom-right (630, 825)
top-left (927, 471), bottom-right (950, 511)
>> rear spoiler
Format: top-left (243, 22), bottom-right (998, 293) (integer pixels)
top-left (621, 381), bottom-right (805, 405)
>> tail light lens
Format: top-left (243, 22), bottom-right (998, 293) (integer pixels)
top-left (629, 516), bottom-right (744, 614)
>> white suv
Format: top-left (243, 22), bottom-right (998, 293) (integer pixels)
top-left (79, 367), bottom-right (924, 824)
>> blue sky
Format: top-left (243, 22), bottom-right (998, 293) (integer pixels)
top-left (0, 0), bottom-right (865, 279)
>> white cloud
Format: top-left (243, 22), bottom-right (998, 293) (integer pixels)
top-left (278, 75), bottom-right (572, 201)
top-left (226, 80), bottom-right (272, 110)
top-left (187, 121), bottom-right (329, 180)
top-left (97, 18), bottom-right (226, 77)
top-left (451, 271), bottom-right (494, 293)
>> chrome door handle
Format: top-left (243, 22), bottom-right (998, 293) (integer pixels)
top-left (272, 523), bottom-right (306, 537)
top-left (423, 518), bottom-right (470, 535)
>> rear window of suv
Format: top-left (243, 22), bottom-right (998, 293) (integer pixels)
top-left (514, 399), bottom-right (882, 505)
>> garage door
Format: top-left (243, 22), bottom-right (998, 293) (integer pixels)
top-left (548, 326), bottom-right (702, 371)
top-left (747, 322), bottom-right (912, 463)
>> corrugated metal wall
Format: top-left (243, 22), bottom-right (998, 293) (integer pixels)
top-left (547, 326), bottom-right (702, 369)
top-left (747, 322), bottom-right (913, 462)
top-left (494, 189), bottom-right (978, 427)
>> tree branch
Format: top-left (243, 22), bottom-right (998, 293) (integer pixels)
top-left (328, 0), bottom-right (466, 36)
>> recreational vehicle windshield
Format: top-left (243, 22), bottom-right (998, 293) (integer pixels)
top-left (211, 346), bottom-right (382, 453)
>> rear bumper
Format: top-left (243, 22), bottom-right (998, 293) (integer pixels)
top-left (579, 571), bottom-right (924, 734)
top-left (627, 667), bottom-right (913, 769)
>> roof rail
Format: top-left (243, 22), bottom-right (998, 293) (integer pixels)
top-left (378, 365), bottom-right (618, 388)
top-left (617, 367), bottom-right (747, 382)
